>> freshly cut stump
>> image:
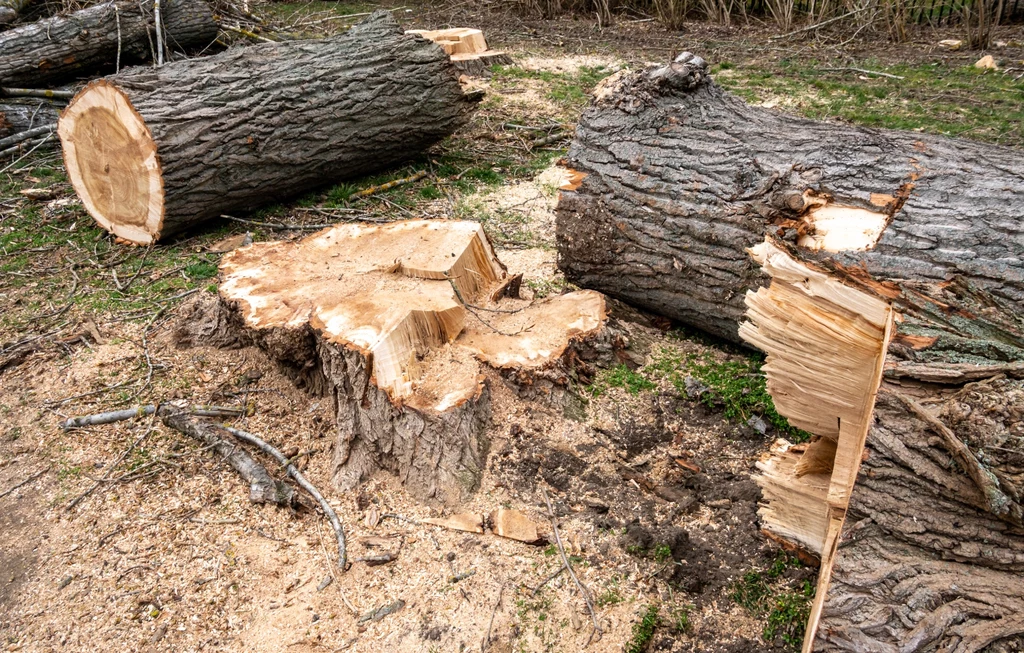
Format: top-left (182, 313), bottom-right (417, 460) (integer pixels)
top-left (56, 11), bottom-right (480, 245)
top-left (406, 27), bottom-right (511, 75)
top-left (213, 220), bottom-right (606, 505)
top-left (556, 54), bottom-right (1024, 652)
top-left (0, 0), bottom-right (217, 87)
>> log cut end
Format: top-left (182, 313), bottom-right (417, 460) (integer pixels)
top-left (57, 81), bottom-right (163, 245)
top-left (407, 27), bottom-right (512, 75)
top-left (216, 220), bottom-right (606, 503)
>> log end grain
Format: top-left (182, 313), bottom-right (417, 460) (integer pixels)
top-left (57, 80), bottom-right (164, 245)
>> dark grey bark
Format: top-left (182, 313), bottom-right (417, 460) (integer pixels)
top-left (81, 11), bottom-right (480, 241)
top-left (816, 385), bottom-right (1024, 653)
top-left (0, 0), bottom-right (217, 87)
top-left (555, 55), bottom-right (1024, 346)
top-left (0, 100), bottom-right (59, 138)
top-left (160, 408), bottom-right (299, 507)
top-left (556, 54), bottom-right (1024, 651)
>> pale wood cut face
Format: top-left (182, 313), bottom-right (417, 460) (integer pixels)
top-left (57, 81), bottom-right (164, 244)
top-left (219, 220), bottom-right (605, 412)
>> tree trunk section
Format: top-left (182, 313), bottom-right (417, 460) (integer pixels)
top-left (556, 54), bottom-right (1024, 652)
top-left (173, 220), bottom-right (608, 505)
top-left (56, 11), bottom-right (482, 245)
top-left (0, 100), bottom-right (59, 138)
top-left (0, 0), bottom-right (217, 87)
top-left (555, 55), bottom-right (1024, 345)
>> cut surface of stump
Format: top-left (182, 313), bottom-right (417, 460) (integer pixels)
top-left (556, 53), bottom-right (1024, 652)
top-left (57, 11), bottom-right (480, 244)
top-left (216, 220), bottom-right (606, 504)
top-left (406, 27), bottom-right (512, 75)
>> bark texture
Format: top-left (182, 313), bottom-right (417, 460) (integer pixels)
top-left (0, 100), bottom-right (59, 138)
top-left (817, 385), bottom-right (1024, 653)
top-left (0, 0), bottom-right (31, 26)
top-left (0, 0), bottom-right (217, 87)
top-left (557, 54), bottom-right (1024, 651)
top-left (58, 11), bottom-right (481, 244)
top-left (555, 55), bottom-right (1024, 345)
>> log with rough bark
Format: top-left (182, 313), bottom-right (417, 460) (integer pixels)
top-left (0, 0), bottom-right (217, 88)
top-left (0, 100), bottom-right (59, 138)
top-left (57, 12), bottom-right (481, 245)
top-left (174, 219), bottom-right (607, 505)
top-left (556, 53), bottom-right (1024, 652)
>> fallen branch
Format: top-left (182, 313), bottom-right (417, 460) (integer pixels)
top-left (819, 67), bottom-right (905, 80)
top-left (1, 88), bottom-right (76, 100)
top-left (160, 408), bottom-right (301, 507)
top-left (221, 425), bottom-right (347, 570)
top-left (768, 6), bottom-right (869, 40)
top-left (0, 466), bottom-right (50, 499)
top-left (61, 404), bottom-right (242, 429)
top-left (541, 487), bottom-right (601, 645)
top-left (350, 170), bottom-right (427, 200)
top-left (0, 124), bottom-right (54, 151)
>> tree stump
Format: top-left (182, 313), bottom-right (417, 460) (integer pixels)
top-left (0, 0), bottom-right (217, 87)
top-left (556, 53), bottom-right (1024, 652)
top-left (405, 28), bottom-right (512, 76)
top-left (185, 220), bottom-right (606, 505)
top-left (56, 12), bottom-right (481, 244)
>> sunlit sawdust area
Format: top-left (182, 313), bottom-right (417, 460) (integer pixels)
top-left (3, 3), bottom-right (1022, 653)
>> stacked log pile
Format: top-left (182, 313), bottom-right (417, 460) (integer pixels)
top-left (556, 53), bottom-right (1024, 652)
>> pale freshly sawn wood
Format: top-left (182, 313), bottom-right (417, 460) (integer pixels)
top-left (193, 220), bottom-right (607, 505)
top-left (58, 11), bottom-right (481, 244)
top-left (406, 27), bottom-right (512, 75)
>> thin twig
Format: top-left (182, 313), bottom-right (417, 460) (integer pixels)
top-left (153, 0), bottom-right (164, 65)
top-left (819, 67), bottom-right (905, 80)
top-left (0, 133), bottom-right (54, 173)
top-left (0, 466), bottom-right (50, 499)
top-left (768, 6), bottom-right (869, 39)
top-left (540, 488), bottom-right (601, 645)
top-left (221, 425), bottom-right (347, 570)
top-left (531, 566), bottom-right (566, 595)
top-left (481, 582), bottom-right (506, 652)
top-left (220, 214), bottom-right (359, 230)
top-left (0, 88), bottom-right (76, 100)
top-left (350, 170), bottom-right (427, 201)
top-left (61, 404), bottom-right (242, 430)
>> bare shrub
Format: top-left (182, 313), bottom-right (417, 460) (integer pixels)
top-left (765, 0), bottom-right (796, 29)
top-left (654, 0), bottom-right (691, 28)
top-left (963, 0), bottom-right (1004, 48)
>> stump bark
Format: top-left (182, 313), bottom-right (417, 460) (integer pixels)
top-left (556, 54), bottom-right (1024, 652)
top-left (57, 11), bottom-right (480, 244)
top-left (181, 220), bottom-right (606, 505)
top-left (0, 0), bottom-right (217, 87)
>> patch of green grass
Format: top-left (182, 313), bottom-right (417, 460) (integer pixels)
top-left (732, 553), bottom-right (814, 649)
top-left (713, 59), bottom-right (1024, 147)
top-left (647, 348), bottom-right (808, 440)
top-left (625, 605), bottom-right (660, 653)
top-left (185, 261), bottom-right (218, 280)
top-left (595, 587), bottom-right (625, 607)
top-left (491, 65), bottom-right (612, 110)
top-left (590, 364), bottom-right (656, 397)
top-left (671, 604), bottom-right (693, 633)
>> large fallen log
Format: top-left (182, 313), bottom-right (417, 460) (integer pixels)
top-left (174, 220), bottom-right (608, 505)
top-left (57, 11), bottom-right (481, 245)
top-left (556, 54), bottom-right (1024, 652)
top-left (0, 0), bottom-right (217, 88)
top-left (0, 100), bottom-right (59, 138)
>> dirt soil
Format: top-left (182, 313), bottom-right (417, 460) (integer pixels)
top-left (2, 3), bottom-right (1018, 653)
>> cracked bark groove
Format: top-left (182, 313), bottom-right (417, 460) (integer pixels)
top-left (556, 54), bottom-right (1024, 652)
top-left (174, 220), bottom-right (609, 505)
top-left (57, 11), bottom-right (481, 244)
top-left (0, 0), bottom-right (217, 87)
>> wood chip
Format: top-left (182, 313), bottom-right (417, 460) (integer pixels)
top-left (422, 512), bottom-right (484, 533)
top-left (489, 508), bottom-right (541, 543)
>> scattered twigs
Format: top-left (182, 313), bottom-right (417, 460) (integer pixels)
top-left (61, 404), bottom-right (242, 430)
top-left (220, 214), bottom-right (366, 230)
top-left (220, 424), bottom-right (347, 570)
top-left (0, 88), bottom-right (76, 100)
top-left (67, 419), bottom-right (156, 510)
top-left (531, 565), bottom-right (566, 595)
top-left (768, 6), bottom-right (870, 40)
top-left (0, 133), bottom-right (55, 172)
top-left (0, 466), bottom-right (50, 500)
top-left (222, 24), bottom-right (277, 43)
top-left (820, 67), bottom-right (905, 80)
top-left (529, 129), bottom-right (571, 149)
top-left (892, 391), bottom-right (1022, 525)
top-left (350, 170), bottom-right (427, 201)
top-left (540, 487), bottom-right (602, 645)
top-left (161, 408), bottom-right (301, 507)
top-left (482, 582), bottom-right (506, 652)
top-left (0, 125), bottom-right (54, 151)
